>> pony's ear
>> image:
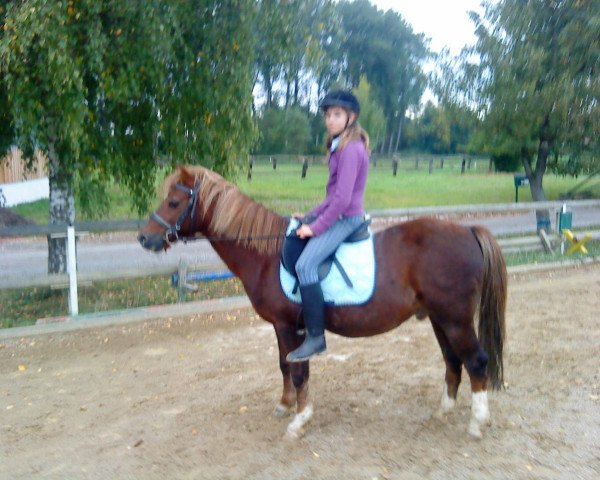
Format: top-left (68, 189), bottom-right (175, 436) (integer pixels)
top-left (179, 165), bottom-right (195, 187)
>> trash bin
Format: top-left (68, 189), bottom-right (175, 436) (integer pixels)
top-left (557, 205), bottom-right (572, 232)
top-left (513, 174), bottom-right (529, 202)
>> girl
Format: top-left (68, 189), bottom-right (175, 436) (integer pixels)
top-left (287, 90), bottom-right (370, 362)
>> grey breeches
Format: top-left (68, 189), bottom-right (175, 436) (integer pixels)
top-left (295, 215), bottom-right (365, 285)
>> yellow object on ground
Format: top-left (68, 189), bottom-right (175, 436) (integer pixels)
top-left (562, 229), bottom-right (592, 255)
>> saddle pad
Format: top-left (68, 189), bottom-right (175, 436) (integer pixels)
top-left (279, 220), bottom-right (376, 306)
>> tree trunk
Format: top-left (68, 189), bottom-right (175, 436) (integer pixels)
top-left (293, 76), bottom-right (299, 106)
top-left (47, 139), bottom-right (75, 274)
top-left (378, 127), bottom-right (387, 154)
top-left (523, 115), bottom-right (553, 232)
top-left (393, 117), bottom-right (404, 154)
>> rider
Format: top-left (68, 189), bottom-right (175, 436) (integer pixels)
top-left (287, 90), bottom-right (370, 362)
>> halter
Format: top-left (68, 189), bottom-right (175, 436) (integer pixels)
top-left (150, 181), bottom-right (201, 244)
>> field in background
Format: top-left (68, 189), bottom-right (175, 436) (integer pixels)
top-left (9, 154), bottom-right (600, 224)
top-left (241, 155), bottom-right (599, 214)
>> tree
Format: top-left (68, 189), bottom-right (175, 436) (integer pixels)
top-left (437, 0), bottom-right (600, 228)
top-left (253, 0), bottom-right (296, 108)
top-left (414, 102), bottom-right (451, 154)
top-left (0, 0), bottom-right (256, 273)
top-left (254, 105), bottom-right (311, 155)
top-left (336, 0), bottom-right (430, 155)
top-left (352, 77), bottom-right (385, 151)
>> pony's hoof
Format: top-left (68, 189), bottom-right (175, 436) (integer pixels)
top-left (273, 403), bottom-right (291, 418)
top-left (285, 404), bottom-right (313, 440)
top-left (468, 421), bottom-right (483, 439)
top-left (285, 426), bottom-right (304, 440)
top-left (468, 416), bottom-right (490, 439)
top-left (433, 409), bottom-right (450, 422)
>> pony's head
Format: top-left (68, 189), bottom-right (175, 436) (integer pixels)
top-left (138, 164), bottom-right (287, 255)
top-left (138, 166), bottom-right (202, 252)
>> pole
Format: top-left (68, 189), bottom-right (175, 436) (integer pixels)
top-left (67, 225), bottom-right (78, 316)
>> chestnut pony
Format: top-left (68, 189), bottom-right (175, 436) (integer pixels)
top-left (138, 165), bottom-right (507, 439)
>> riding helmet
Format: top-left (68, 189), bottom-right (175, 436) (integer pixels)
top-left (319, 90), bottom-right (360, 117)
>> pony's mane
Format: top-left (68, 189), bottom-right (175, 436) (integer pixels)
top-left (164, 165), bottom-right (287, 256)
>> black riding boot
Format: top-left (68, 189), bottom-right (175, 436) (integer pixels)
top-left (286, 283), bottom-right (327, 362)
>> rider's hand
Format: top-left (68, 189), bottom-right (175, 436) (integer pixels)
top-left (296, 224), bottom-right (314, 239)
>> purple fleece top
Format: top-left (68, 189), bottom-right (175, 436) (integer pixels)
top-left (307, 139), bottom-right (369, 236)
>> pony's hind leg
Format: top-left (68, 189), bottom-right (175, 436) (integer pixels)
top-left (438, 320), bottom-right (491, 438)
top-left (430, 320), bottom-right (462, 417)
top-left (464, 348), bottom-right (491, 438)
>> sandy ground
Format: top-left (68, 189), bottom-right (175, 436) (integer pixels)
top-left (1, 265), bottom-right (599, 480)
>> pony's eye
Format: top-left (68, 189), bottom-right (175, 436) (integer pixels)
top-left (168, 200), bottom-right (180, 209)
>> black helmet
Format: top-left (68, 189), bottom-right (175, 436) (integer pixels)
top-left (319, 90), bottom-right (360, 117)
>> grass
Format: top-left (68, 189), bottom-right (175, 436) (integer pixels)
top-left (0, 276), bottom-right (245, 329)
top-left (240, 156), bottom-right (600, 213)
top-left (2, 154), bottom-right (599, 328)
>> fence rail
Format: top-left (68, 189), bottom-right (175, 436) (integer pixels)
top-left (1, 199), bottom-right (599, 294)
top-left (2, 199), bottom-right (600, 238)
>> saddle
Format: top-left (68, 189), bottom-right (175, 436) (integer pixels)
top-left (281, 216), bottom-right (372, 293)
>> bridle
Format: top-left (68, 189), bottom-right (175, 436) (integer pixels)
top-left (150, 181), bottom-right (201, 244)
top-left (149, 178), bottom-right (288, 246)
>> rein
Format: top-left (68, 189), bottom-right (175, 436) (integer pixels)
top-left (150, 180), bottom-right (287, 245)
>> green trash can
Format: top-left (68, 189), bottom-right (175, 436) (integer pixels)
top-left (557, 206), bottom-right (572, 232)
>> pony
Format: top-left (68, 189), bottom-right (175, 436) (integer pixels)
top-left (138, 165), bottom-right (507, 439)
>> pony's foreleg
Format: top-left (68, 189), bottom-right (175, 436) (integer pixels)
top-left (273, 326), bottom-right (298, 417)
top-left (430, 320), bottom-right (462, 417)
top-left (285, 361), bottom-right (312, 439)
top-left (274, 325), bottom-right (313, 438)
top-left (273, 358), bottom-right (296, 417)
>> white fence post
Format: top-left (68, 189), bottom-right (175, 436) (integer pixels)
top-left (67, 225), bottom-right (79, 316)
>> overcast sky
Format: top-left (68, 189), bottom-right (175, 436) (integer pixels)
top-left (370, 0), bottom-right (485, 56)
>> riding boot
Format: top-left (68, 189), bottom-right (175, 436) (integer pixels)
top-left (286, 283), bottom-right (327, 362)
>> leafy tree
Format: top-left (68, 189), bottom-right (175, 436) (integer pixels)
top-left (254, 105), bottom-right (311, 154)
top-left (0, 0), bottom-right (256, 273)
top-left (352, 77), bottom-right (385, 151)
top-left (336, 0), bottom-right (430, 155)
top-left (418, 102), bottom-right (451, 154)
top-left (253, 0), bottom-right (296, 108)
top-left (437, 0), bottom-right (600, 227)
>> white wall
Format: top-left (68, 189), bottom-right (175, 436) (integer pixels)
top-left (0, 177), bottom-right (50, 207)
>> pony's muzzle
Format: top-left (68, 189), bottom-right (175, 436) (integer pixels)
top-left (137, 232), bottom-right (165, 252)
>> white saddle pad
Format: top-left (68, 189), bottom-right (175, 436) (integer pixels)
top-left (279, 221), bottom-right (376, 306)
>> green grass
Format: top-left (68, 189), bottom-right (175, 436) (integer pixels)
top-left (2, 155), bottom-right (599, 328)
top-left (0, 276), bottom-right (244, 329)
top-left (503, 240), bottom-right (600, 267)
top-left (239, 157), bottom-right (600, 213)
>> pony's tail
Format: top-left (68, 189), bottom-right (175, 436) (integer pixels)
top-left (472, 226), bottom-right (507, 390)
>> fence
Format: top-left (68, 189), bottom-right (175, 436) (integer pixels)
top-left (247, 153), bottom-right (492, 176)
top-left (2, 199), bottom-right (599, 289)
top-left (0, 147), bottom-right (47, 184)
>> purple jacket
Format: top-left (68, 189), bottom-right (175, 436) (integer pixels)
top-left (307, 139), bottom-right (369, 236)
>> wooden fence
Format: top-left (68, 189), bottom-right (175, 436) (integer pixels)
top-left (0, 148), bottom-right (47, 184)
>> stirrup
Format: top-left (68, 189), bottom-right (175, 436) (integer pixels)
top-left (286, 335), bottom-right (327, 362)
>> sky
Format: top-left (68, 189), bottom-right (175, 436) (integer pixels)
top-left (370, 0), bottom-right (485, 56)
